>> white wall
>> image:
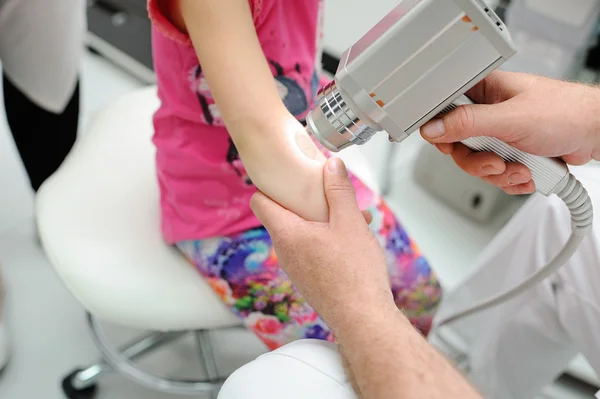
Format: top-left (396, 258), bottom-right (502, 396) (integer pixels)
top-left (323, 0), bottom-right (399, 57)
top-left (322, 0), bottom-right (400, 178)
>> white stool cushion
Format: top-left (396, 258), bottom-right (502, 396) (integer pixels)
top-left (218, 340), bottom-right (357, 399)
top-left (36, 86), bottom-right (379, 332)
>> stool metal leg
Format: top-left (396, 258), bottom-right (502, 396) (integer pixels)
top-left (195, 330), bottom-right (219, 382)
top-left (70, 329), bottom-right (187, 390)
top-left (85, 313), bottom-right (225, 396)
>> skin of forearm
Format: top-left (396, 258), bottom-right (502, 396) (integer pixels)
top-left (336, 306), bottom-right (481, 399)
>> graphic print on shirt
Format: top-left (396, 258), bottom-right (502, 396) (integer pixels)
top-left (188, 65), bottom-right (225, 126)
top-left (189, 61), bottom-right (310, 126)
top-left (313, 0), bottom-right (325, 98)
top-left (269, 60), bottom-right (308, 117)
top-left (189, 59), bottom-right (310, 186)
top-left (226, 138), bottom-right (253, 186)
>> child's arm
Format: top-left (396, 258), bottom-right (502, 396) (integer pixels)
top-left (159, 0), bottom-right (329, 222)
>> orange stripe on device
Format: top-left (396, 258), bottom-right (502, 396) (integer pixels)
top-left (370, 93), bottom-right (384, 107)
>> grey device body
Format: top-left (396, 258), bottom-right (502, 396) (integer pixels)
top-left (306, 0), bottom-right (569, 196)
top-left (414, 143), bottom-right (514, 223)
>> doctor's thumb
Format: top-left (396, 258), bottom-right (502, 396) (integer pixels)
top-left (421, 102), bottom-right (516, 144)
top-left (323, 158), bottom-right (363, 226)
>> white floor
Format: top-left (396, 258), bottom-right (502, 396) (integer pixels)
top-left (0, 50), bottom-right (597, 399)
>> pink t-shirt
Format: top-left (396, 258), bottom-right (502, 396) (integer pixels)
top-left (148, 0), bottom-right (326, 243)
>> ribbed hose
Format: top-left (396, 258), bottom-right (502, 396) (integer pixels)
top-left (436, 173), bottom-right (593, 328)
top-left (557, 173), bottom-right (594, 235)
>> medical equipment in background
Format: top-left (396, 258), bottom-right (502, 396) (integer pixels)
top-left (305, 0), bottom-right (594, 327)
top-left (501, 0), bottom-right (600, 79)
top-left (414, 0), bottom-right (600, 225)
top-left (587, 16), bottom-right (600, 71)
top-left (414, 144), bottom-right (514, 224)
top-left (86, 0), bottom-right (156, 83)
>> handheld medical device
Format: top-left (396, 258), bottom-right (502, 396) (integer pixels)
top-left (306, 0), bottom-right (594, 328)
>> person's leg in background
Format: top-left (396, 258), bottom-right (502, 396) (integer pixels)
top-left (430, 164), bottom-right (600, 399)
top-left (552, 165), bottom-right (600, 381)
top-left (0, 0), bottom-right (86, 371)
top-left (0, 0), bottom-right (85, 192)
top-left (3, 75), bottom-right (80, 192)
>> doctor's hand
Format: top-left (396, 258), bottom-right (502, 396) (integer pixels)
top-left (420, 71), bottom-right (600, 195)
top-left (250, 157), bottom-right (396, 335)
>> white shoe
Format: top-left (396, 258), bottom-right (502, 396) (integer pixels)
top-left (0, 271), bottom-right (9, 371)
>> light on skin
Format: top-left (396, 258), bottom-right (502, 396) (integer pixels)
top-left (294, 125), bottom-right (324, 163)
top-left (234, 114), bottom-right (329, 223)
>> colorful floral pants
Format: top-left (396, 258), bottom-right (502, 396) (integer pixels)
top-left (176, 174), bottom-right (443, 351)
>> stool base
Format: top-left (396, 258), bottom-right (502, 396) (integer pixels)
top-left (61, 313), bottom-right (226, 398)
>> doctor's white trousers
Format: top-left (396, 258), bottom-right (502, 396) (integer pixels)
top-left (432, 164), bottom-right (600, 398)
